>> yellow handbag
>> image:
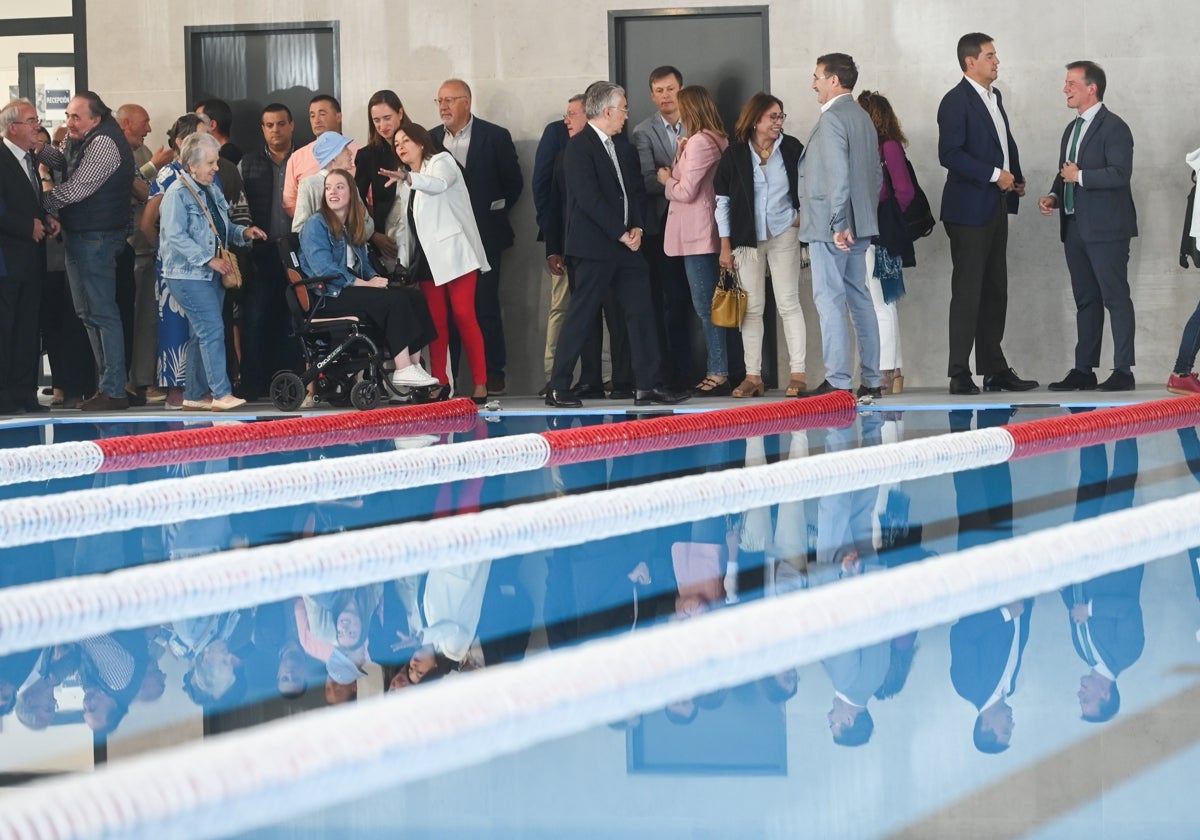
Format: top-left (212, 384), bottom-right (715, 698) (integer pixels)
top-left (710, 266), bottom-right (747, 328)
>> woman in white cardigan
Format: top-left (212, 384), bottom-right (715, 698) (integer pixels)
top-left (383, 123), bottom-right (490, 403)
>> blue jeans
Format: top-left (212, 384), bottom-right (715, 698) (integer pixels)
top-left (682, 253), bottom-right (729, 378)
top-left (1175, 299), bottom-right (1200, 373)
top-left (64, 229), bottom-right (128, 398)
top-left (166, 274), bottom-right (230, 400)
top-left (810, 239), bottom-right (880, 390)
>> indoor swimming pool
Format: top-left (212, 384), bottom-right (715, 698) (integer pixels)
top-left (0, 394), bottom-right (1198, 839)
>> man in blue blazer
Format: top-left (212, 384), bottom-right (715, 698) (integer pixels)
top-left (431, 80), bottom-right (523, 395)
top-left (1063, 438), bottom-right (1143, 722)
top-left (545, 83), bottom-right (688, 409)
top-left (938, 33), bottom-right (1038, 396)
top-left (1039, 62), bottom-right (1139, 392)
top-left (0, 99), bottom-right (57, 414)
top-left (950, 599), bottom-right (1033, 754)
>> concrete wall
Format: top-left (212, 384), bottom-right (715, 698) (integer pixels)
top-left (85, 1), bottom-right (1199, 394)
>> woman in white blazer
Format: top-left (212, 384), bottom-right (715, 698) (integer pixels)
top-left (383, 123), bottom-right (490, 402)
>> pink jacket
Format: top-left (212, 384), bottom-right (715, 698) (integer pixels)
top-left (662, 130), bottom-right (729, 256)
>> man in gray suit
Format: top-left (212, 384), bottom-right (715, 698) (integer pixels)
top-left (1039, 61), bottom-right (1138, 392)
top-left (631, 65), bottom-right (692, 389)
top-left (798, 53), bottom-right (884, 398)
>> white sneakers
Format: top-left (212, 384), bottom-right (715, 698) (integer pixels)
top-left (391, 363), bottom-right (440, 389)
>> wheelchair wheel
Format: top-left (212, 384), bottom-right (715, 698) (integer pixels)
top-left (350, 379), bottom-right (381, 411)
top-left (269, 371), bottom-right (305, 411)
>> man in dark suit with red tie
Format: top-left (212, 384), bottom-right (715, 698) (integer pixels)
top-left (1039, 61), bottom-right (1139, 392)
top-left (938, 33), bottom-right (1038, 396)
top-left (0, 99), bottom-right (58, 414)
top-left (545, 82), bottom-right (687, 409)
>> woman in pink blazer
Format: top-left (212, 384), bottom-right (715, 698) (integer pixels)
top-left (657, 86), bottom-right (732, 396)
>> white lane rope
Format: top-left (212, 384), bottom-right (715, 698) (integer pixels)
top-left (0, 435), bottom-right (552, 549)
top-left (0, 484), bottom-right (1194, 840)
top-left (0, 441), bottom-right (104, 487)
top-left (0, 428), bottom-right (1014, 656)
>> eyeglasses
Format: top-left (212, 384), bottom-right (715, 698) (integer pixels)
top-left (766, 113), bottom-right (787, 123)
top-left (608, 106), bottom-right (629, 113)
top-left (21, 116), bottom-right (41, 126)
top-left (433, 96), bottom-right (469, 106)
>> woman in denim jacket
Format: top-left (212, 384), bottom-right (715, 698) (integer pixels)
top-left (159, 132), bottom-right (266, 411)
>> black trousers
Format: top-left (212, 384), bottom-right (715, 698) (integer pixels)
top-left (642, 230), bottom-right (694, 385)
top-left (550, 252), bottom-right (660, 392)
top-left (945, 202), bottom-right (1010, 378)
top-left (568, 265), bottom-right (633, 390)
top-left (0, 274), bottom-right (42, 410)
top-left (40, 266), bottom-right (95, 398)
top-left (239, 241), bottom-right (301, 397)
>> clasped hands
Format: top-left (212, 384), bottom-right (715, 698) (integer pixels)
top-left (619, 227), bottom-right (642, 252)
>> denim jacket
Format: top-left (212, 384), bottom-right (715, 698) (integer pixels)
top-left (298, 212), bottom-right (377, 297)
top-left (158, 172), bottom-right (248, 281)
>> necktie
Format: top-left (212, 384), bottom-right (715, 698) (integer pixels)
top-left (1064, 116), bottom-right (1083, 214)
top-left (24, 152), bottom-right (40, 197)
top-left (1072, 583), bottom-right (1098, 666)
top-left (603, 136), bottom-right (629, 226)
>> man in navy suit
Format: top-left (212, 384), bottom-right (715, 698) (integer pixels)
top-left (0, 99), bottom-right (58, 414)
top-left (431, 79), bottom-right (524, 396)
top-left (938, 33), bottom-right (1038, 396)
top-left (544, 82), bottom-right (688, 409)
top-left (950, 599), bottom-right (1033, 754)
top-left (1064, 438), bottom-right (1143, 722)
top-left (1039, 62), bottom-right (1138, 392)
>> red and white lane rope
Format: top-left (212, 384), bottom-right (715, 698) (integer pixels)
top-left (0, 396), bottom-right (859, 549)
top-left (3, 396), bottom-right (1196, 656)
top-left (0, 485), bottom-right (1194, 840)
top-left (0, 399), bottom-right (479, 487)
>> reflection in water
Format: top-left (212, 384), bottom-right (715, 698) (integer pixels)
top-left (4, 412), bottom-right (1200, 839)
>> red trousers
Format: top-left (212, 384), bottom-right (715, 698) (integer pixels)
top-left (420, 271), bottom-right (487, 386)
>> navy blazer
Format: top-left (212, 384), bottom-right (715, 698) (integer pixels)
top-left (950, 600), bottom-right (1034, 710)
top-left (1060, 565), bottom-right (1144, 677)
top-left (0, 147), bottom-right (47, 281)
top-left (938, 77), bottom-right (1023, 225)
top-left (532, 120), bottom-right (569, 240)
top-left (430, 116), bottom-right (523, 255)
top-left (1048, 104), bottom-right (1138, 244)
top-left (563, 126), bottom-right (647, 262)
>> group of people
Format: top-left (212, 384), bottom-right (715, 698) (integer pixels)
top-left (8, 31), bottom-right (1200, 413)
top-left (0, 78), bottom-right (522, 414)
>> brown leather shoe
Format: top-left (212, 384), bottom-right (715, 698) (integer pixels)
top-left (78, 393), bottom-right (130, 412)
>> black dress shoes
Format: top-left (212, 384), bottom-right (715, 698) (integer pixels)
top-left (804, 380), bottom-right (853, 397)
top-left (544, 389), bottom-right (582, 408)
top-left (982, 367), bottom-right (1038, 392)
top-left (569, 382), bottom-right (606, 399)
top-left (19, 400), bottom-right (50, 414)
top-left (634, 386), bottom-right (690, 406)
top-left (607, 389), bottom-right (635, 400)
top-left (856, 384), bottom-right (883, 400)
top-left (1048, 369), bottom-right (1098, 391)
top-left (949, 374), bottom-right (980, 395)
top-left (1096, 370), bottom-right (1136, 392)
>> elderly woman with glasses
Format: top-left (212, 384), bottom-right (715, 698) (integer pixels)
top-left (713, 93), bottom-right (809, 398)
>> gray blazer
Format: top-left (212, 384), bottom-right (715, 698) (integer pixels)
top-left (797, 95), bottom-right (882, 243)
top-left (631, 113), bottom-right (681, 235)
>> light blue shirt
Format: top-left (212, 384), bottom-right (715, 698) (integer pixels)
top-left (714, 135), bottom-right (795, 242)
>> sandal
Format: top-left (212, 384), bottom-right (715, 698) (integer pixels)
top-left (731, 377), bottom-right (765, 398)
top-left (785, 375), bottom-right (808, 398)
top-left (693, 376), bottom-right (732, 397)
